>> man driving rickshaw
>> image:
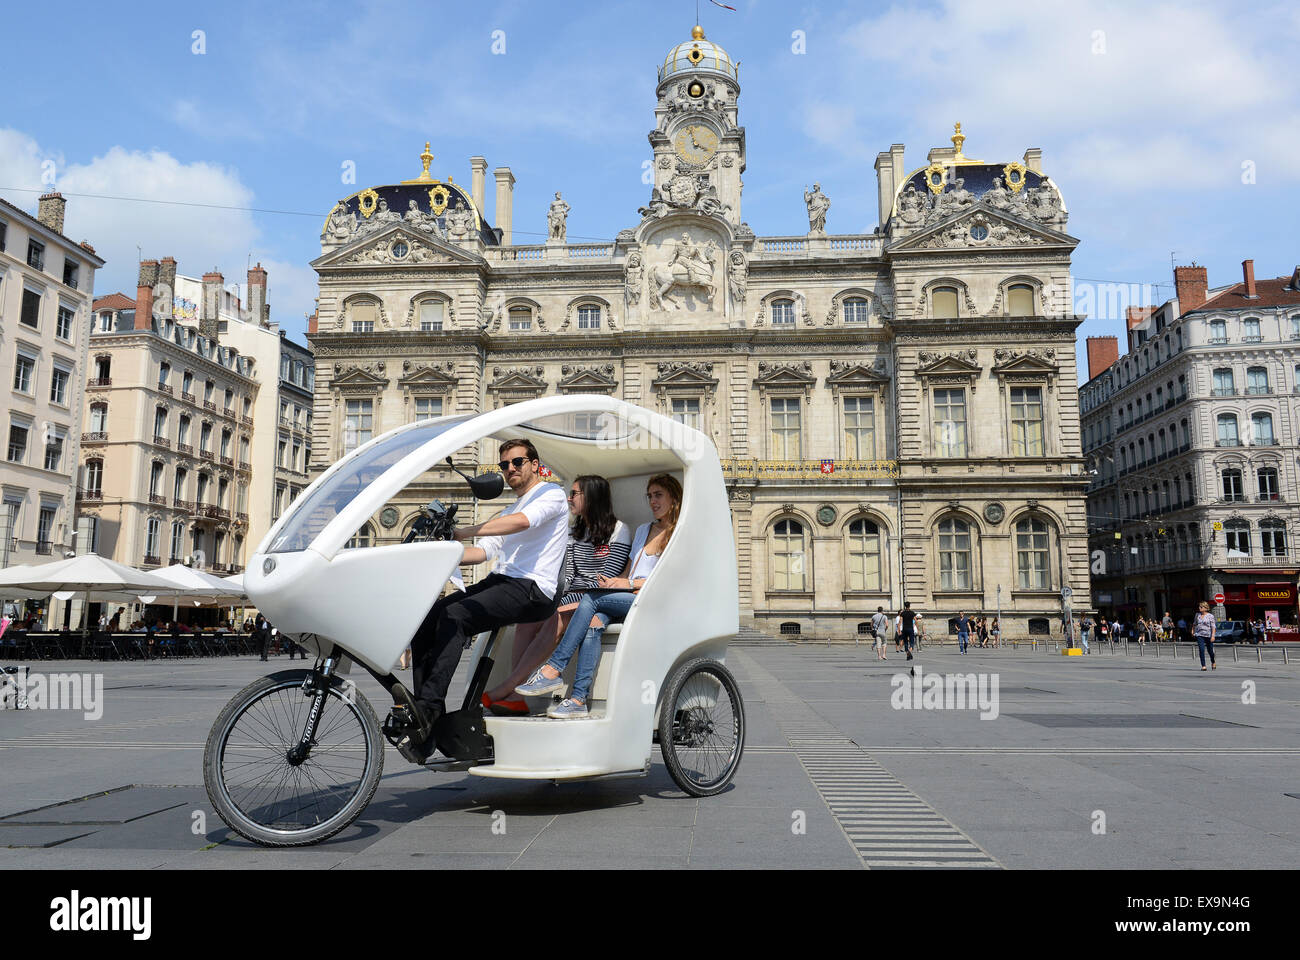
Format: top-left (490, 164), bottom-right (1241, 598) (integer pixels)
top-left (393, 437), bottom-right (568, 762)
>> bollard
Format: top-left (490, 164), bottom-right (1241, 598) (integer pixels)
top-left (1172, 642), bottom-right (1177, 659)
top-left (1257, 646), bottom-right (1263, 664)
top-left (1233, 645), bottom-right (1238, 662)
top-left (1284, 647), bottom-right (1289, 665)
top-left (1156, 643), bottom-right (1160, 658)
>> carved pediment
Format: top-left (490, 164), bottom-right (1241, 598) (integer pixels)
top-left (826, 359), bottom-right (890, 390)
top-left (488, 365), bottom-right (547, 392)
top-left (312, 223), bottom-right (485, 269)
top-left (398, 359), bottom-right (457, 387)
top-left (558, 363), bottom-right (618, 394)
top-left (652, 360), bottom-right (719, 391)
top-left (331, 362), bottom-right (388, 389)
top-left (916, 349), bottom-right (981, 375)
top-left (754, 360), bottom-right (816, 389)
top-left (892, 205), bottom-right (1070, 252)
top-left (992, 348), bottom-right (1058, 376)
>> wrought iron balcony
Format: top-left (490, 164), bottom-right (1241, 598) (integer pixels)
top-left (81, 432), bottom-right (108, 443)
top-left (77, 488), bottom-right (103, 503)
top-left (148, 494), bottom-right (167, 505)
top-left (153, 435), bottom-right (170, 448)
top-left (143, 554), bottom-right (161, 566)
top-left (157, 383), bottom-right (173, 396)
top-left (87, 378), bottom-right (111, 387)
top-left (177, 442), bottom-right (193, 455)
top-left (35, 540), bottom-right (52, 555)
top-left (182, 391), bottom-right (196, 403)
top-left (173, 498), bottom-right (191, 511)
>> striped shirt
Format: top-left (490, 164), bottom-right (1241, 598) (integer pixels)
top-left (558, 520), bottom-right (632, 605)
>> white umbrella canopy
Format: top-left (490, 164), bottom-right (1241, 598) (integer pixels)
top-left (152, 564), bottom-right (239, 604)
top-left (0, 554), bottom-right (174, 596)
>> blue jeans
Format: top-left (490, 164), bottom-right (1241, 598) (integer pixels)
top-left (1195, 634), bottom-right (1216, 667)
top-left (546, 591), bottom-right (636, 703)
top-left (1081, 630), bottom-right (1090, 653)
top-left (957, 631), bottom-right (968, 652)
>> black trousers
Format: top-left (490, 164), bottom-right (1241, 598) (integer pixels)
top-left (411, 573), bottom-right (556, 724)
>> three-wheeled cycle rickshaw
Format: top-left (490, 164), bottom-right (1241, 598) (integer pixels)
top-left (203, 396), bottom-right (744, 846)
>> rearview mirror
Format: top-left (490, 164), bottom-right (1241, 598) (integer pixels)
top-left (467, 473), bottom-right (504, 500)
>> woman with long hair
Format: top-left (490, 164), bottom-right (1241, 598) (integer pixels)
top-left (481, 474), bottom-right (631, 715)
top-left (516, 473), bottom-right (682, 718)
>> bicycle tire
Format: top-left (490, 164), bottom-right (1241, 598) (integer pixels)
top-left (203, 670), bottom-right (384, 847)
top-left (658, 658), bottom-right (745, 797)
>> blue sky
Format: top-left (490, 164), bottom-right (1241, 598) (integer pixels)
top-left (3, 0), bottom-right (1298, 379)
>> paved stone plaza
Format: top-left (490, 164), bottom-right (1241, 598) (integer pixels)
top-left (1, 641), bottom-right (1297, 869)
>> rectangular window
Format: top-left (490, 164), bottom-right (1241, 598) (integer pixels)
top-left (27, 240), bottom-right (44, 270)
top-left (43, 433), bottom-right (63, 472)
top-left (843, 397), bottom-right (875, 459)
top-left (670, 397), bottom-right (700, 430)
top-left (171, 522), bottom-right (185, 561)
top-left (414, 397), bottom-right (443, 421)
top-left (21, 288), bottom-right (41, 327)
top-left (13, 352), bottom-right (36, 393)
top-left (770, 300), bottom-right (795, 326)
top-left (1243, 318), bottom-right (1262, 342)
top-left (56, 305), bottom-right (74, 340)
top-left (419, 301), bottom-right (444, 331)
top-left (99, 311), bottom-right (113, 332)
top-left (577, 305), bottom-right (601, 329)
top-left (37, 506), bottom-right (55, 549)
top-left (1010, 386), bottom-right (1044, 456)
top-left (769, 397), bottom-right (801, 459)
top-left (7, 423), bottom-right (29, 463)
top-left (932, 288), bottom-right (959, 319)
top-left (344, 399), bottom-right (373, 452)
top-left (509, 307), bottom-right (531, 331)
top-left (145, 518), bottom-right (161, 559)
top-left (933, 388), bottom-right (967, 457)
top-left (50, 365), bottom-right (70, 405)
top-left (351, 302), bottom-right (376, 333)
top-left (62, 259), bottom-right (78, 288)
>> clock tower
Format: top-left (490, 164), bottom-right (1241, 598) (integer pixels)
top-left (649, 25), bottom-right (745, 225)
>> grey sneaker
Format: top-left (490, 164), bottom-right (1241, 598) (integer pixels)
top-left (515, 668), bottom-right (564, 697)
top-left (546, 698), bottom-right (588, 719)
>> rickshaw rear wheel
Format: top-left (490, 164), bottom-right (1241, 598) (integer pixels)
top-left (203, 670), bottom-right (384, 847)
top-left (659, 658), bottom-right (745, 797)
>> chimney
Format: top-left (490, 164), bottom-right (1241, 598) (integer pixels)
top-left (201, 271), bottom-right (223, 340)
top-left (1023, 147), bottom-right (1043, 173)
top-left (1086, 336), bottom-right (1120, 380)
top-left (155, 256), bottom-right (176, 319)
top-left (37, 192), bottom-right (66, 234)
top-left (135, 260), bottom-right (159, 329)
top-left (247, 262), bottom-right (268, 326)
top-left (493, 167), bottom-right (515, 245)
top-left (1242, 259), bottom-right (1257, 298)
top-left (470, 157), bottom-right (487, 215)
top-left (875, 150), bottom-right (895, 228)
top-left (307, 312), bottom-right (318, 335)
top-left (1173, 264), bottom-right (1207, 314)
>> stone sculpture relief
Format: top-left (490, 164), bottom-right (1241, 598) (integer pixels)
top-left (727, 250), bottom-right (747, 306)
top-left (547, 192), bottom-right (570, 241)
top-left (648, 232), bottom-right (718, 310)
top-left (804, 183), bottom-right (830, 234)
top-left (624, 252), bottom-right (644, 306)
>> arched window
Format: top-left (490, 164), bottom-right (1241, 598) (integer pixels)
top-left (144, 518), bottom-right (161, 562)
top-left (346, 523), bottom-right (375, 550)
top-left (1250, 412), bottom-right (1274, 445)
top-left (1216, 414), bottom-right (1238, 446)
top-left (937, 517), bottom-right (972, 591)
top-left (846, 518), bottom-right (882, 592)
top-left (1016, 518), bottom-right (1050, 589)
top-left (1243, 318), bottom-right (1262, 341)
top-left (1209, 319), bottom-right (1227, 343)
top-left (1007, 283), bottom-right (1034, 316)
top-left (931, 286), bottom-right (959, 319)
top-left (1224, 519), bottom-right (1250, 557)
top-left (842, 297), bottom-right (870, 323)
top-left (771, 518), bottom-right (806, 590)
top-left (1260, 520), bottom-right (1287, 557)
top-left (149, 461), bottom-right (164, 498)
top-left (170, 520), bottom-right (185, 562)
top-left (508, 306), bottom-right (532, 331)
top-left (770, 298), bottom-right (795, 326)
top-left (417, 299), bottom-right (444, 331)
top-left (83, 459), bottom-right (103, 495)
top-left (1258, 466), bottom-right (1279, 501)
top-left (88, 403), bottom-right (108, 434)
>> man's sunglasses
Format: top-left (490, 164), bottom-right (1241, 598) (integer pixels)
top-left (498, 457), bottom-right (533, 472)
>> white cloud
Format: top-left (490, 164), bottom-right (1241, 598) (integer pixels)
top-left (0, 129), bottom-right (313, 337)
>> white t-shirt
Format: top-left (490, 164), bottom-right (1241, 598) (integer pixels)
top-left (477, 482), bottom-right (570, 598)
top-left (627, 521), bottom-right (665, 583)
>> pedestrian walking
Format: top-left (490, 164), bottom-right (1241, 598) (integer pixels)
top-left (871, 606), bottom-right (890, 661)
top-left (1162, 611), bottom-right (1174, 642)
top-left (978, 616), bottom-right (990, 648)
top-left (1080, 614), bottom-right (1092, 654)
top-left (894, 612), bottom-right (903, 653)
top-left (990, 617), bottom-right (1000, 648)
top-left (1193, 601), bottom-right (1217, 671)
top-left (256, 614), bottom-right (270, 661)
top-left (898, 602), bottom-right (919, 662)
top-left (955, 610), bottom-right (970, 654)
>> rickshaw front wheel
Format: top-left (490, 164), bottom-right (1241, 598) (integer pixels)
top-left (203, 671), bottom-right (384, 847)
top-left (659, 658), bottom-right (745, 797)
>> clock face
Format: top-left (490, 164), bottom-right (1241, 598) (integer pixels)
top-left (672, 124), bottom-right (719, 165)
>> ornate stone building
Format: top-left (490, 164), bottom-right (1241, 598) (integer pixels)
top-left (306, 26), bottom-right (1090, 638)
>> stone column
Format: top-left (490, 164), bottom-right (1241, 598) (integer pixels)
top-left (470, 157), bottom-right (487, 215)
top-left (493, 167), bottom-right (515, 245)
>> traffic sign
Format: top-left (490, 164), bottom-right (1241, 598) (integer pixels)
top-left (1213, 593), bottom-right (1225, 605)
top-left (1061, 586), bottom-right (1073, 599)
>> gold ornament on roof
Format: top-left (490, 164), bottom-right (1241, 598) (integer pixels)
top-left (691, 24), bottom-right (705, 40)
top-left (357, 188), bottom-right (379, 218)
top-left (951, 122), bottom-right (967, 159)
top-left (419, 142), bottom-right (433, 179)
top-left (1002, 161), bottom-right (1028, 194)
top-left (688, 44), bottom-right (704, 64)
top-left (428, 185), bottom-right (450, 216)
top-left (923, 162), bottom-right (947, 194)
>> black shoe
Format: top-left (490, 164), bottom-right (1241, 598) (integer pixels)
top-left (393, 732), bottom-right (433, 764)
top-left (906, 652), bottom-right (913, 660)
top-left (388, 681), bottom-right (433, 745)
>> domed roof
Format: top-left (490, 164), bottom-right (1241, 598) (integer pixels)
top-left (660, 25), bottom-right (737, 83)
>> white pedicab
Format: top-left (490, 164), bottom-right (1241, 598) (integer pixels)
top-left (203, 396), bottom-right (744, 846)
